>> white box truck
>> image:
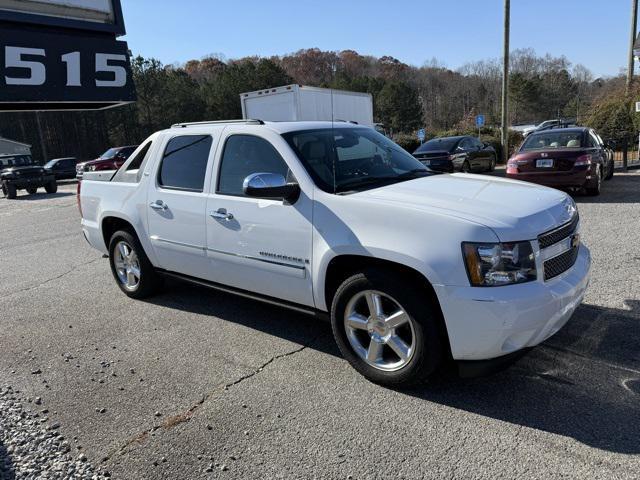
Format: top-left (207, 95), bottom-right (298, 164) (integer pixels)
top-left (240, 84), bottom-right (374, 127)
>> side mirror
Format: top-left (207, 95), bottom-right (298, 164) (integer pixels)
top-left (243, 172), bottom-right (300, 203)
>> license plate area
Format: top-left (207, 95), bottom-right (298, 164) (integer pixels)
top-left (536, 159), bottom-right (554, 168)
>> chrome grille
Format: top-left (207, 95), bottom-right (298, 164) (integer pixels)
top-left (544, 246), bottom-right (579, 281)
top-left (538, 214), bottom-right (579, 249)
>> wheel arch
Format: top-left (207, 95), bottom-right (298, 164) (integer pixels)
top-left (322, 254), bottom-right (453, 360)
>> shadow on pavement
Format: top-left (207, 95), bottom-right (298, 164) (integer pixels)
top-left (9, 191), bottom-right (75, 201)
top-left (0, 440), bottom-right (16, 480)
top-left (410, 299), bottom-right (640, 455)
top-left (147, 279), bottom-right (640, 454)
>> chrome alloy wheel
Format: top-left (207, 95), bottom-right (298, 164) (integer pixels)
top-left (344, 290), bottom-right (416, 371)
top-left (113, 241), bottom-right (141, 291)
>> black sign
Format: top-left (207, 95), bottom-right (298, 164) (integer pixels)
top-left (0, 25), bottom-right (136, 110)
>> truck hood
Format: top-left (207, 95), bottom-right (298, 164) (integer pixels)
top-left (356, 173), bottom-right (574, 241)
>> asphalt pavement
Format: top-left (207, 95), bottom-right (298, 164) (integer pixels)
top-left (0, 174), bottom-right (639, 479)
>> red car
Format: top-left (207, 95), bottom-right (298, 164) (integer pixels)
top-left (76, 145), bottom-right (138, 178)
top-left (506, 127), bottom-right (614, 196)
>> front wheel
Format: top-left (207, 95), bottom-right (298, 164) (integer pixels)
top-left (26, 187), bottom-right (37, 194)
top-left (488, 156), bottom-right (496, 172)
top-left (461, 160), bottom-right (471, 173)
top-left (108, 230), bottom-right (163, 299)
top-left (330, 270), bottom-right (444, 387)
top-left (3, 182), bottom-right (17, 199)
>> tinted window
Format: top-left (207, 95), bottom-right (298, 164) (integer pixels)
top-left (414, 137), bottom-right (459, 153)
top-left (158, 135), bottom-right (212, 191)
top-left (217, 135), bottom-right (289, 196)
top-left (117, 146), bottom-right (137, 158)
top-left (126, 142), bottom-right (152, 172)
top-left (459, 138), bottom-right (473, 150)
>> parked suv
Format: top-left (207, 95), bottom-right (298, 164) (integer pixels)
top-left (79, 120), bottom-right (590, 386)
top-left (76, 146), bottom-right (138, 178)
top-left (413, 136), bottom-right (496, 173)
top-left (507, 127), bottom-right (614, 195)
top-left (0, 154), bottom-right (57, 199)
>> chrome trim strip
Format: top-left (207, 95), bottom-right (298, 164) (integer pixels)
top-left (206, 247), bottom-right (306, 270)
top-left (150, 235), bottom-right (204, 251)
top-left (540, 235), bottom-right (574, 261)
top-left (149, 236), bottom-right (306, 270)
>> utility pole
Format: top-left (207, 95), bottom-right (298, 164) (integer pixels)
top-left (35, 112), bottom-right (48, 163)
top-left (501, 0), bottom-right (510, 164)
top-left (627, 0), bottom-right (638, 92)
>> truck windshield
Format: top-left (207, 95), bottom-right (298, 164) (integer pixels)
top-left (283, 128), bottom-right (432, 193)
top-left (99, 148), bottom-right (118, 159)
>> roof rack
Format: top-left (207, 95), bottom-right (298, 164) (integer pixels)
top-left (171, 119), bottom-right (264, 128)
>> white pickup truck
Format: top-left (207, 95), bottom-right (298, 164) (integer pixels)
top-left (79, 120), bottom-right (591, 386)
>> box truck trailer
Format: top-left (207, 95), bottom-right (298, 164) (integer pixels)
top-left (240, 84), bottom-right (374, 127)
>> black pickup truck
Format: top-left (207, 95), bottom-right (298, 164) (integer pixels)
top-left (0, 154), bottom-right (57, 199)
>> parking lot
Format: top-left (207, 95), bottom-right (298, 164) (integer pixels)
top-left (0, 172), bottom-right (639, 479)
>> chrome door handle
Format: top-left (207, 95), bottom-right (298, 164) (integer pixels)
top-left (209, 208), bottom-right (234, 220)
top-left (149, 200), bottom-right (168, 210)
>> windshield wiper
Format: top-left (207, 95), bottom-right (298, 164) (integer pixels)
top-left (396, 168), bottom-right (431, 178)
top-left (335, 176), bottom-right (398, 193)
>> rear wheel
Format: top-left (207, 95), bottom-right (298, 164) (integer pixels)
top-left (26, 187), bottom-right (37, 194)
top-left (604, 158), bottom-right (614, 180)
top-left (108, 230), bottom-right (163, 299)
top-left (585, 164), bottom-right (601, 196)
top-left (44, 180), bottom-right (57, 194)
top-left (330, 270), bottom-right (444, 387)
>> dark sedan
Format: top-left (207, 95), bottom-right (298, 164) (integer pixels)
top-left (506, 127), bottom-right (614, 196)
top-left (412, 136), bottom-right (496, 173)
top-left (44, 157), bottom-right (78, 180)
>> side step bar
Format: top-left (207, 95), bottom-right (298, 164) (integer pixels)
top-left (158, 270), bottom-right (328, 320)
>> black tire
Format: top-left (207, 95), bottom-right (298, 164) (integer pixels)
top-left (4, 182), bottom-right (17, 199)
top-left (488, 155), bottom-right (496, 172)
top-left (44, 180), bottom-right (57, 194)
top-left (461, 160), bottom-right (471, 173)
top-left (604, 158), bottom-right (614, 180)
top-left (108, 229), bottom-right (163, 299)
top-left (330, 270), bottom-right (444, 387)
top-left (26, 187), bottom-right (37, 194)
top-left (584, 164), bottom-right (602, 196)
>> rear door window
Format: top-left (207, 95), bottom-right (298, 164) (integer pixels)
top-left (158, 135), bottom-right (212, 192)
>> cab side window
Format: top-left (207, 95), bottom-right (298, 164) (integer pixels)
top-left (158, 135), bottom-right (212, 192)
top-left (217, 135), bottom-right (289, 196)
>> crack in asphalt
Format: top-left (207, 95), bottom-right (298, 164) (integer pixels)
top-left (108, 336), bottom-right (319, 461)
top-left (2, 257), bottom-right (103, 297)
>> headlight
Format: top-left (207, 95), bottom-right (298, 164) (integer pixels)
top-left (462, 241), bottom-right (536, 286)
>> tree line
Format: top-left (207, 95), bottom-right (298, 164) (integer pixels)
top-left (0, 47), bottom-right (632, 161)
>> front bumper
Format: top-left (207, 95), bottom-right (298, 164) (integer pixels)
top-left (434, 244), bottom-right (591, 361)
top-left (4, 174), bottom-right (55, 189)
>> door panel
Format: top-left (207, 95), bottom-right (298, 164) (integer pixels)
top-left (146, 132), bottom-right (217, 279)
top-left (204, 131), bottom-right (314, 307)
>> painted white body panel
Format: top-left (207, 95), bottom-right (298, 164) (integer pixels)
top-left (240, 85), bottom-right (374, 127)
top-left (80, 121), bottom-right (591, 361)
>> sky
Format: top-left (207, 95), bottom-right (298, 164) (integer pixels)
top-left (120, 0), bottom-right (637, 78)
